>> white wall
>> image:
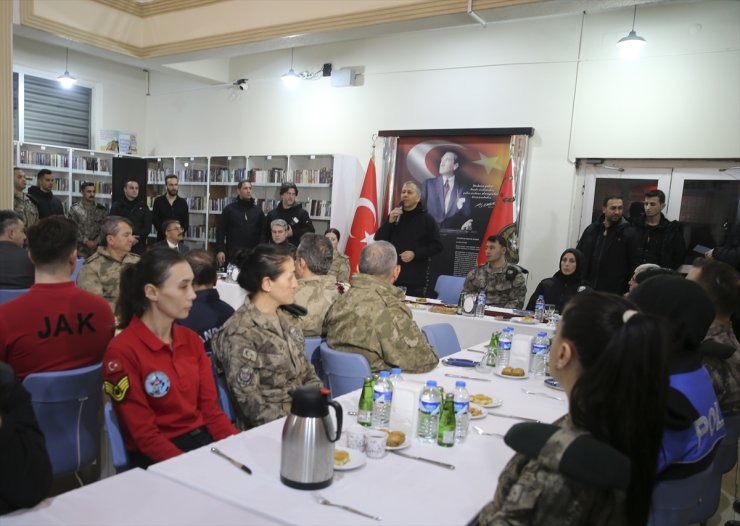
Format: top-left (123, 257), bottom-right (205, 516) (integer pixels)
top-left (13, 0), bottom-right (740, 291)
top-left (12, 36), bottom-right (148, 152)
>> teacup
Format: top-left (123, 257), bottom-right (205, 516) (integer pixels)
top-left (346, 426), bottom-right (366, 451)
top-left (365, 430), bottom-right (388, 459)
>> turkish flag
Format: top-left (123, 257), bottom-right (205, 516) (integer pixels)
top-left (345, 158), bottom-right (378, 276)
top-left (477, 159), bottom-right (514, 265)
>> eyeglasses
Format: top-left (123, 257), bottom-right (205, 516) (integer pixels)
top-left (166, 226), bottom-right (183, 232)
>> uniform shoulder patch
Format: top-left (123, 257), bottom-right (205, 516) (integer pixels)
top-left (104, 376), bottom-right (130, 402)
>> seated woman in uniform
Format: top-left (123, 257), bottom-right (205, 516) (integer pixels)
top-left (478, 292), bottom-right (669, 525)
top-left (325, 228), bottom-right (350, 283)
top-left (212, 244), bottom-right (322, 429)
top-left (103, 248), bottom-right (238, 468)
top-left (525, 248), bottom-right (590, 312)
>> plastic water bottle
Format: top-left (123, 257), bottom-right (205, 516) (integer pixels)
top-left (475, 290), bottom-right (487, 318)
top-left (389, 368), bottom-right (404, 389)
top-left (371, 371), bottom-right (393, 428)
top-left (226, 263), bottom-right (235, 281)
top-left (453, 381), bottom-right (470, 442)
top-left (417, 380), bottom-right (442, 444)
top-left (534, 294), bottom-right (545, 322)
top-left (499, 327), bottom-right (514, 368)
top-left (530, 331), bottom-right (550, 376)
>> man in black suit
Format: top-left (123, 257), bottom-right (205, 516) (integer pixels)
top-left (154, 220), bottom-right (189, 254)
top-left (109, 179), bottom-right (152, 255)
top-left (0, 210), bottom-right (34, 289)
top-left (421, 151), bottom-right (473, 230)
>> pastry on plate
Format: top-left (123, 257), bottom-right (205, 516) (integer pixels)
top-left (334, 449), bottom-right (350, 466)
top-left (386, 431), bottom-right (406, 447)
top-left (470, 394), bottom-right (493, 406)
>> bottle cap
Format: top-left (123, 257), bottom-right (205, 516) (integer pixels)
top-left (504, 326), bottom-right (513, 332)
top-left (455, 380), bottom-right (466, 388)
top-left (391, 368), bottom-right (401, 375)
top-left (426, 380), bottom-right (437, 387)
top-left (379, 370), bottom-right (390, 377)
top-left (537, 331), bottom-right (547, 337)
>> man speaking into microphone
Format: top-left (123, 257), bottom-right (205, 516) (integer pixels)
top-left (375, 181), bottom-right (442, 297)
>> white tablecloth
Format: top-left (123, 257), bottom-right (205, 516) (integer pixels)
top-left (147, 346), bottom-right (567, 526)
top-left (412, 308), bottom-right (554, 348)
top-left (2, 468), bottom-right (285, 526)
top-left (216, 279), bottom-right (246, 310)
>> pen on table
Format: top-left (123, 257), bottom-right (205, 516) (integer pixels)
top-left (210, 446), bottom-right (252, 475)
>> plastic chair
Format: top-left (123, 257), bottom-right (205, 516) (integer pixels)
top-left (104, 399), bottom-right (130, 473)
top-left (304, 337), bottom-right (323, 364)
top-left (22, 363), bottom-right (103, 479)
top-left (320, 342), bottom-right (371, 397)
top-left (0, 288), bottom-right (30, 304)
top-left (648, 463), bottom-right (714, 526)
top-left (422, 323), bottom-right (461, 358)
top-left (433, 275), bottom-right (465, 305)
top-left (71, 257), bottom-right (85, 282)
top-left (209, 354), bottom-right (235, 422)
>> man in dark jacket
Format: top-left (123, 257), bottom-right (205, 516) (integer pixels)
top-left (375, 180), bottom-right (443, 297)
top-left (0, 362), bottom-right (53, 514)
top-left (707, 221), bottom-right (740, 271)
top-left (151, 175), bottom-right (189, 241)
top-left (216, 181), bottom-right (264, 266)
top-left (632, 189), bottom-right (685, 269)
top-left (262, 182), bottom-right (314, 244)
top-left (576, 196), bottom-right (640, 294)
top-left (109, 179), bottom-right (152, 255)
top-left (27, 169), bottom-right (64, 218)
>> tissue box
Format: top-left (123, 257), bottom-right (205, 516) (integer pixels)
top-left (389, 379), bottom-right (424, 436)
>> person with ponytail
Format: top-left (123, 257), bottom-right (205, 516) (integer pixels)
top-left (102, 248), bottom-right (237, 468)
top-left (478, 292), bottom-right (670, 525)
top-left (212, 244), bottom-right (322, 429)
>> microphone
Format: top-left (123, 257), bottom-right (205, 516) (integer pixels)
top-left (396, 202), bottom-right (403, 224)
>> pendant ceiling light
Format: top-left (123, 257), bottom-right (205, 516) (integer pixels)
top-left (617, 5), bottom-right (647, 57)
top-left (57, 48), bottom-right (77, 88)
top-left (281, 48), bottom-right (301, 86)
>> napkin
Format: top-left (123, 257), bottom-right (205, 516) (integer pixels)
top-left (389, 379), bottom-right (424, 436)
top-left (510, 334), bottom-right (533, 372)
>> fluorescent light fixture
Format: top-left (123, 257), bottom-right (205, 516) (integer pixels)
top-left (57, 49), bottom-right (77, 88)
top-left (281, 48), bottom-right (302, 86)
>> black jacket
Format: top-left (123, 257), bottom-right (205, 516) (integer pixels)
top-left (632, 213), bottom-right (685, 269)
top-left (216, 198), bottom-right (265, 262)
top-left (526, 272), bottom-right (591, 313)
top-left (151, 195), bottom-right (189, 241)
top-left (0, 362), bottom-right (53, 514)
top-left (263, 203), bottom-right (314, 244)
top-left (109, 197), bottom-right (152, 254)
top-left (27, 186), bottom-right (64, 218)
top-left (177, 289), bottom-right (235, 354)
top-left (714, 222), bottom-right (740, 271)
top-left (576, 216), bottom-right (640, 295)
top-left (0, 242), bottom-right (34, 289)
top-left (375, 204), bottom-right (443, 290)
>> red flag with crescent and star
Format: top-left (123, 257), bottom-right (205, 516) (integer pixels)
top-left (477, 159), bottom-right (514, 265)
top-left (345, 158), bottom-right (378, 276)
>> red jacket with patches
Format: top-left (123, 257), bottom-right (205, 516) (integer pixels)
top-left (103, 316), bottom-right (237, 461)
top-left (0, 282), bottom-right (114, 379)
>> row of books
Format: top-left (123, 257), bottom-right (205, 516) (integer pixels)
top-left (176, 169), bottom-right (208, 183)
top-left (19, 151), bottom-right (69, 168)
top-left (147, 169), bottom-right (174, 184)
top-left (246, 168), bottom-right (286, 184)
top-left (290, 168), bottom-right (333, 185)
top-left (210, 167), bottom-right (247, 183)
top-left (72, 180), bottom-right (112, 194)
top-left (53, 179), bottom-right (69, 192)
top-left (73, 157), bottom-right (110, 172)
top-left (306, 199), bottom-right (331, 218)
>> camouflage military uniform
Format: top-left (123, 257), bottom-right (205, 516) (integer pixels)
top-left (76, 247), bottom-right (140, 311)
top-left (14, 193), bottom-right (39, 228)
top-left (211, 300), bottom-right (321, 429)
top-left (703, 322), bottom-right (740, 417)
top-left (68, 200), bottom-right (108, 258)
top-left (463, 263), bottom-right (527, 309)
top-left (326, 273), bottom-right (439, 373)
top-left (477, 418), bottom-right (628, 526)
top-left (328, 251), bottom-right (351, 283)
top-left (293, 275), bottom-right (340, 337)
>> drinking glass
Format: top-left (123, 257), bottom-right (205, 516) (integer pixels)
top-left (544, 304), bottom-right (556, 326)
top-left (546, 311), bottom-right (560, 329)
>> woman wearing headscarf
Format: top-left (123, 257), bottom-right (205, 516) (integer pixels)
top-left (525, 248), bottom-right (590, 312)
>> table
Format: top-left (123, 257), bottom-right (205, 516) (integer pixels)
top-left (411, 307), bottom-right (554, 348)
top-left (2, 468), bottom-right (285, 526)
top-left (147, 345), bottom-right (567, 526)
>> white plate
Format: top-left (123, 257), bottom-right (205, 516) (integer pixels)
top-left (510, 316), bottom-right (539, 325)
top-left (469, 403), bottom-right (487, 420)
top-left (544, 378), bottom-right (565, 391)
top-left (385, 437), bottom-right (412, 451)
top-left (333, 449), bottom-right (367, 471)
top-left (470, 396), bottom-right (503, 408)
top-left (494, 370), bottom-right (531, 380)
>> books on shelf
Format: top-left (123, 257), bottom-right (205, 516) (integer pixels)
top-left (177, 169), bottom-right (207, 183)
top-left (147, 168), bottom-right (173, 184)
top-left (210, 196), bottom-right (235, 212)
top-left (73, 156), bottom-right (110, 173)
top-left (54, 179), bottom-right (69, 192)
top-left (210, 167), bottom-right (246, 183)
top-left (184, 196), bottom-right (205, 211)
top-left (19, 150), bottom-right (69, 168)
top-left (307, 199), bottom-right (331, 218)
top-left (184, 225), bottom-right (215, 241)
top-left (247, 168), bottom-right (285, 184)
top-left (72, 179), bottom-right (112, 194)
top-left (246, 167), bottom-right (332, 185)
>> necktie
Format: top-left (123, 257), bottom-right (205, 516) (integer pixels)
top-left (443, 179), bottom-right (450, 201)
